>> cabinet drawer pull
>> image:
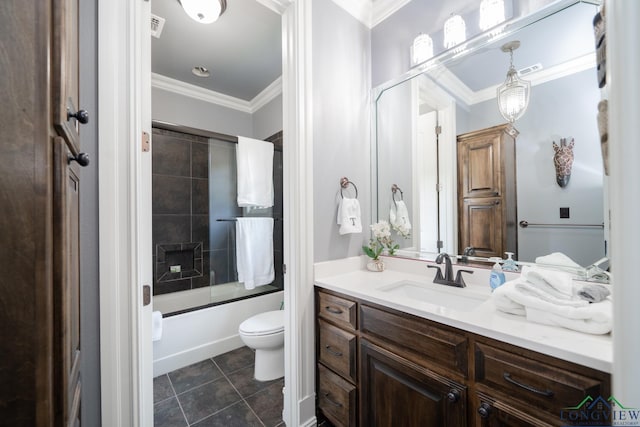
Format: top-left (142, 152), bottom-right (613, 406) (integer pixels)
top-left (446, 389), bottom-right (460, 403)
top-left (325, 345), bottom-right (343, 357)
top-left (478, 403), bottom-right (492, 418)
top-left (503, 372), bottom-right (554, 397)
top-left (324, 393), bottom-right (343, 408)
top-left (325, 306), bottom-right (343, 314)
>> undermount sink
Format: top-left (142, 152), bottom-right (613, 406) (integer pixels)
top-left (378, 280), bottom-right (489, 312)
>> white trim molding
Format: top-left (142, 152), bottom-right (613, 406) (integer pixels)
top-left (255, 0), bottom-right (290, 15)
top-left (151, 73), bottom-right (282, 114)
top-left (330, 0), bottom-right (410, 28)
top-left (371, 0), bottom-right (411, 27)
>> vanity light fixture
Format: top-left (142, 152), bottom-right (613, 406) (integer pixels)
top-left (412, 33), bottom-right (434, 65)
top-left (479, 0), bottom-right (506, 31)
top-left (179, 0), bottom-right (227, 24)
top-left (443, 14), bottom-right (467, 49)
top-left (497, 40), bottom-right (530, 123)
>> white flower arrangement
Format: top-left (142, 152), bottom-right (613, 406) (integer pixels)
top-left (362, 220), bottom-right (410, 259)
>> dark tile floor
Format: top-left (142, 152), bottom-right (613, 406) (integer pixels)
top-left (154, 346), bottom-right (284, 427)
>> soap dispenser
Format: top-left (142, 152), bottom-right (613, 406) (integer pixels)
top-left (502, 252), bottom-right (519, 272)
top-left (489, 257), bottom-right (506, 291)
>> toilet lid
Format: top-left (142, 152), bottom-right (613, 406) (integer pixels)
top-left (239, 310), bottom-right (284, 335)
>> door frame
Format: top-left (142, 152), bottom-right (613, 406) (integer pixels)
top-left (97, 0), bottom-right (316, 425)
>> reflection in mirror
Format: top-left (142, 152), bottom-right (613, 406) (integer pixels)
top-left (374, 0), bottom-right (606, 269)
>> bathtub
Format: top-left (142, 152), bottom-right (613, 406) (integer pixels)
top-left (152, 289), bottom-right (284, 376)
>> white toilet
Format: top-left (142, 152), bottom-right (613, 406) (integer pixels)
top-left (238, 310), bottom-right (285, 381)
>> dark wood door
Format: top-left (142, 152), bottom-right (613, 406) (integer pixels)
top-left (53, 0), bottom-right (83, 154)
top-left (459, 197), bottom-right (504, 258)
top-left (360, 340), bottom-right (466, 427)
top-left (53, 138), bottom-right (82, 426)
top-left (458, 135), bottom-right (502, 199)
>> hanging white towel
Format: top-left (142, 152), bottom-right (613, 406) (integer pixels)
top-left (152, 311), bottom-right (163, 342)
top-left (236, 136), bottom-right (274, 208)
top-left (390, 200), bottom-right (412, 231)
top-left (235, 217), bottom-right (275, 290)
top-left (337, 197), bottom-right (362, 235)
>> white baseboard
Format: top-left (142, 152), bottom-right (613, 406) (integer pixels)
top-left (299, 393), bottom-right (317, 427)
top-left (153, 335), bottom-right (244, 376)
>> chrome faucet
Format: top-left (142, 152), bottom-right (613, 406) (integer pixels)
top-left (428, 252), bottom-right (473, 288)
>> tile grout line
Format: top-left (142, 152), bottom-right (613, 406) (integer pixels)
top-left (212, 358), bottom-right (267, 427)
top-left (166, 373), bottom-right (190, 427)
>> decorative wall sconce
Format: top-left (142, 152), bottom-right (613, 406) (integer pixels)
top-left (553, 138), bottom-right (575, 188)
top-left (443, 15), bottom-right (467, 49)
top-left (412, 33), bottom-right (434, 65)
top-left (479, 0), bottom-right (506, 31)
top-left (179, 0), bottom-right (227, 24)
top-left (497, 40), bottom-right (530, 123)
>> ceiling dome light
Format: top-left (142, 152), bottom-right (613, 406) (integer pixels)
top-left (412, 33), bottom-right (434, 65)
top-left (497, 41), bottom-right (530, 123)
top-left (192, 66), bottom-right (210, 77)
top-left (443, 15), bottom-right (466, 49)
top-left (179, 0), bottom-right (227, 24)
top-left (479, 0), bottom-right (505, 31)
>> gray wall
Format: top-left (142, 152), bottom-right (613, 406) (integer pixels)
top-left (79, 0), bottom-right (101, 424)
top-left (152, 87), bottom-right (254, 137)
top-left (253, 95), bottom-right (283, 139)
top-left (312, 0), bottom-right (372, 262)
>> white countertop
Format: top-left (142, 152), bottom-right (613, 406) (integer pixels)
top-left (314, 256), bottom-right (612, 373)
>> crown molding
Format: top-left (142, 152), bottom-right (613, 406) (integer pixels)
top-left (372, 0), bottom-right (411, 27)
top-left (254, 0), bottom-right (290, 15)
top-left (151, 73), bottom-right (283, 114)
top-left (437, 52), bottom-right (597, 107)
top-left (331, 0), bottom-right (372, 27)
top-left (251, 76), bottom-right (283, 112)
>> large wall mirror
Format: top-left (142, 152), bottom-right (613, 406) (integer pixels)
top-left (374, 0), bottom-right (607, 269)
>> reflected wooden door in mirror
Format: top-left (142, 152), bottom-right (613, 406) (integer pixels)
top-left (457, 124), bottom-right (518, 259)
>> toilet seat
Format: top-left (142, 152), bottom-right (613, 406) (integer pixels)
top-left (239, 310), bottom-right (284, 336)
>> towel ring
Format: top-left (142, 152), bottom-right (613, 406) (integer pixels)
top-left (391, 184), bottom-right (403, 208)
top-left (340, 177), bottom-right (358, 199)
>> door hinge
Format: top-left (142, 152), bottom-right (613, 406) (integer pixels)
top-left (283, 264), bottom-right (287, 274)
top-left (437, 240), bottom-right (443, 249)
top-left (436, 183), bottom-right (443, 192)
top-left (142, 131), bottom-right (150, 152)
top-left (435, 125), bottom-right (442, 135)
top-left (143, 285), bottom-right (151, 306)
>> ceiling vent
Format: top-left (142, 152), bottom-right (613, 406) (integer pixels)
top-left (151, 14), bottom-right (166, 38)
top-left (518, 63), bottom-right (543, 76)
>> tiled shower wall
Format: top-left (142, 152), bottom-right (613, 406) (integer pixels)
top-left (151, 127), bottom-right (284, 296)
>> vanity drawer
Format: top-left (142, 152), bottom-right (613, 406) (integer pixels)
top-left (360, 304), bottom-right (468, 378)
top-left (317, 291), bottom-right (357, 330)
top-left (318, 320), bottom-right (357, 382)
top-left (318, 363), bottom-right (357, 427)
top-left (474, 342), bottom-right (609, 416)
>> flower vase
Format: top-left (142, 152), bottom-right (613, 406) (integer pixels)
top-left (366, 258), bottom-right (385, 272)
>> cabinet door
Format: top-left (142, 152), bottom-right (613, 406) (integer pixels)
top-left (53, 0), bottom-right (84, 154)
top-left (360, 340), bottom-right (466, 427)
top-left (53, 138), bottom-right (82, 426)
top-left (474, 394), bottom-right (556, 427)
top-left (459, 197), bottom-right (504, 258)
top-left (458, 134), bottom-right (502, 198)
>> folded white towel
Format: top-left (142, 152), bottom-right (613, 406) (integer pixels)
top-left (235, 217), bottom-right (275, 290)
top-left (337, 197), bottom-right (362, 235)
top-left (236, 136), bottom-right (274, 208)
top-left (390, 200), bottom-right (412, 231)
top-left (535, 252), bottom-right (582, 268)
top-left (152, 311), bottom-right (163, 342)
top-left (514, 281), bottom-right (588, 307)
top-left (492, 280), bottom-right (612, 334)
top-left (520, 266), bottom-right (575, 300)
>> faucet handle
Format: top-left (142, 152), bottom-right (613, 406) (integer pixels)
top-left (454, 269), bottom-right (473, 287)
top-left (427, 265), bottom-right (444, 281)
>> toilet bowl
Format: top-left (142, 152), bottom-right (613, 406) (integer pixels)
top-left (238, 310), bottom-right (284, 381)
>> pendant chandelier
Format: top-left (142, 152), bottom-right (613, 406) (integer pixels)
top-left (179, 0), bottom-right (227, 24)
top-left (497, 41), bottom-right (530, 123)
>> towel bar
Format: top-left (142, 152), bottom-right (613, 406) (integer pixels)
top-left (519, 220), bottom-right (604, 229)
top-left (339, 177), bottom-right (358, 199)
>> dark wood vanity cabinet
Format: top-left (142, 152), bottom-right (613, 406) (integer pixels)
top-left (315, 288), bottom-right (611, 427)
top-left (457, 124), bottom-right (518, 258)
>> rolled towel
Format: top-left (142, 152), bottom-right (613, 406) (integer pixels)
top-left (520, 266), bottom-right (575, 300)
top-left (576, 283), bottom-right (611, 303)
